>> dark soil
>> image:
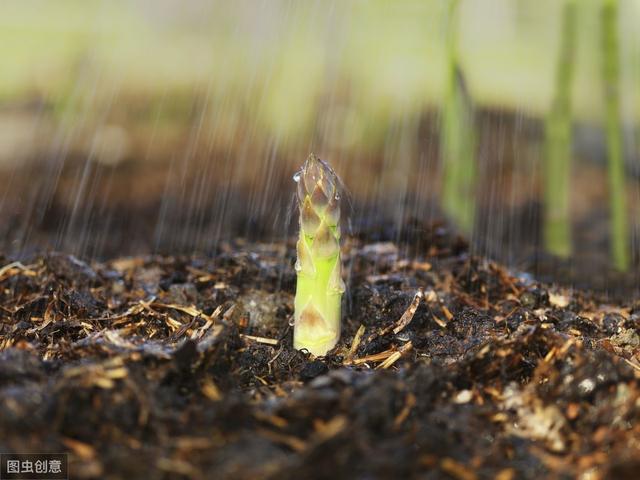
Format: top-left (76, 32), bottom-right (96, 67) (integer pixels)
top-left (0, 223), bottom-right (639, 479)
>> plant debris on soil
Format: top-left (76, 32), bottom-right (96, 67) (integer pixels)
top-left (0, 223), bottom-right (639, 479)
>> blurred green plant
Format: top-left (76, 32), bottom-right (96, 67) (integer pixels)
top-left (441, 0), bottom-right (476, 234)
top-left (601, 0), bottom-right (629, 271)
top-left (543, 0), bottom-right (577, 258)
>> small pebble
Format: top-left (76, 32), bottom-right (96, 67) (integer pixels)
top-left (454, 389), bottom-right (473, 404)
top-left (578, 378), bottom-right (595, 395)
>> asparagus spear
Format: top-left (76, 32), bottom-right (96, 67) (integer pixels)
top-left (543, 0), bottom-right (577, 258)
top-left (441, 0), bottom-right (477, 234)
top-left (601, 0), bottom-right (629, 271)
top-left (293, 154), bottom-right (344, 356)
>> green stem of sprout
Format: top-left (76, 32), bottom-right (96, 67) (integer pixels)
top-left (543, 0), bottom-right (577, 258)
top-left (441, 0), bottom-right (477, 234)
top-left (601, 0), bottom-right (629, 271)
top-left (293, 154), bottom-right (344, 356)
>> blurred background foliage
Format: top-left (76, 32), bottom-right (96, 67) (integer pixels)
top-left (2, 0), bottom-right (639, 143)
top-left (0, 0), bottom-right (639, 290)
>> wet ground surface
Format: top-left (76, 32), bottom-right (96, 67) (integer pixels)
top-left (3, 154), bottom-right (639, 300)
top-left (0, 223), bottom-right (639, 479)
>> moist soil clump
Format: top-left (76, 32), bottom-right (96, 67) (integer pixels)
top-left (0, 227), bottom-right (638, 479)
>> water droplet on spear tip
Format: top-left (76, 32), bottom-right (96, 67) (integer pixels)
top-left (293, 171), bottom-right (301, 182)
top-left (288, 316), bottom-right (296, 326)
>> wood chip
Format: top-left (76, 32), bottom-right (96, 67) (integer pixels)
top-left (201, 379), bottom-right (222, 401)
top-left (411, 260), bottom-right (432, 271)
top-left (254, 411), bottom-right (288, 429)
top-left (257, 429), bottom-right (307, 452)
top-left (313, 415), bottom-right (347, 440)
top-left (566, 403), bottom-right (580, 420)
top-left (62, 437), bottom-right (96, 460)
top-left (392, 290), bottom-right (423, 334)
top-left (157, 458), bottom-right (202, 478)
top-left (440, 458), bottom-right (478, 480)
top-left (495, 468), bottom-right (516, 480)
top-left (549, 292), bottom-right (570, 308)
top-left (110, 257), bottom-right (144, 272)
top-left (174, 437), bottom-right (215, 450)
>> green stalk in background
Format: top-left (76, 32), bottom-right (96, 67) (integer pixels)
top-left (601, 0), bottom-right (629, 271)
top-left (543, 0), bottom-right (577, 258)
top-left (441, 0), bottom-right (477, 234)
top-left (293, 154), bottom-right (344, 356)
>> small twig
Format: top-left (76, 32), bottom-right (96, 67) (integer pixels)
top-left (623, 357), bottom-right (640, 373)
top-left (0, 261), bottom-right (38, 280)
top-left (267, 345), bottom-right (285, 374)
top-left (91, 308), bottom-right (142, 323)
top-left (254, 411), bottom-right (288, 429)
top-left (441, 304), bottom-right (454, 321)
top-left (240, 334), bottom-right (278, 346)
top-left (192, 306), bottom-right (223, 340)
top-left (377, 341), bottom-right (413, 370)
top-left (393, 392), bottom-right (416, 429)
top-left (345, 324), bottom-right (365, 364)
top-left (352, 348), bottom-right (397, 365)
top-left (432, 315), bottom-right (448, 329)
top-left (378, 289), bottom-right (423, 337)
top-left (151, 302), bottom-right (215, 322)
top-left (392, 289), bottom-right (423, 334)
top-left (172, 316), bottom-right (199, 340)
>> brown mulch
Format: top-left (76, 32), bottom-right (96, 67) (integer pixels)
top-left (0, 227), bottom-right (639, 479)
